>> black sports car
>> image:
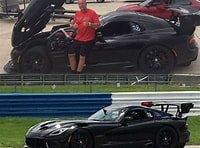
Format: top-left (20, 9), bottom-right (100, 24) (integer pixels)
top-left (24, 102), bottom-right (194, 148)
top-left (4, 0), bottom-right (200, 74)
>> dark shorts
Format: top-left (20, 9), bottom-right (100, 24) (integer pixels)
top-left (68, 40), bottom-right (94, 56)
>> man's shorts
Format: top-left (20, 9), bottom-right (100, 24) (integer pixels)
top-left (68, 40), bottom-right (94, 56)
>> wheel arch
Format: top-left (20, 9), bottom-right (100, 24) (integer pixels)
top-left (69, 128), bottom-right (95, 148)
top-left (154, 123), bottom-right (180, 144)
top-left (137, 43), bottom-right (177, 67)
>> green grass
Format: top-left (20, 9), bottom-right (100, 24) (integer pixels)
top-left (188, 116), bottom-right (200, 145)
top-left (0, 84), bottom-right (200, 93)
top-left (0, 116), bottom-right (199, 148)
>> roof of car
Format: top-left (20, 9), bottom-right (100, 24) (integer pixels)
top-left (101, 11), bottom-right (163, 23)
top-left (100, 11), bottom-right (171, 30)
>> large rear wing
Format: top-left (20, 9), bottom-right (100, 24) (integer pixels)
top-left (167, 7), bottom-right (200, 35)
top-left (141, 102), bottom-right (194, 118)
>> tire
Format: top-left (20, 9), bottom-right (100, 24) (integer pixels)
top-left (19, 45), bottom-right (51, 73)
top-left (138, 45), bottom-right (175, 74)
top-left (155, 126), bottom-right (178, 148)
top-left (69, 129), bottom-right (93, 148)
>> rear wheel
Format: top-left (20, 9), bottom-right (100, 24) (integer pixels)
top-left (69, 129), bottom-right (93, 148)
top-left (139, 46), bottom-right (175, 74)
top-left (155, 126), bottom-right (178, 148)
top-left (19, 45), bottom-right (51, 73)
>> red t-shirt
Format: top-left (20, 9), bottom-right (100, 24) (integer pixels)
top-left (73, 9), bottom-right (100, 42)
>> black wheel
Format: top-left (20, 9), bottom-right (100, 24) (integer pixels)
top-left (19, 45), bottom-right (51, 73)
top-left (139, 46), bottom-right (175, 74)
top-left (69, 129), bottom-right (93, 148)
top-left (97, 0), bottom-right (105, 3)
top-left (155, 127), bottom-right (178, 148)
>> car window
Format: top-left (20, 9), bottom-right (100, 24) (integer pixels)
top-left (125, 109), bottom-right (148, 122)
top-left (130, 22), bottom-right (144, 33)
top-left (101, 21), bottom-right (133, 37)
top-left (145, 110), bottom-right (154, 118)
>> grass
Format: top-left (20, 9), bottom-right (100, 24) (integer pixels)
top-left (0, 84), bottom-right (200, 93)
top-left (0, 116), bottom-right (199, 148)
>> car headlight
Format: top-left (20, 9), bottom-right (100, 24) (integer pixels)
top-left (49, 125), bottom-right (77, 136)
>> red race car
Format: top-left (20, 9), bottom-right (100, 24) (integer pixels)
top-left (117, 0), bottom-right (200, 20)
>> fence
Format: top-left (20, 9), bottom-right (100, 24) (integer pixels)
top-left (0, 74), bottom-right (200, 93)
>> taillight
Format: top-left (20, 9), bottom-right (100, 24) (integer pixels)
top-left (188, 35), bottom-right (196, 44)
top-left (180, 123), bottom-right (188, 131)
top-left (188, 35), bottom-right (197, 49)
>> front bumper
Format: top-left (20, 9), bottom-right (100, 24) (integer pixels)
top-left (3, 60), bottom-right (17, 73)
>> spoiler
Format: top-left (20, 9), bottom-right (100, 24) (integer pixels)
top-left (141, 101), bottom-right (194, 118)
top-left (167, 7), bottom-right (200, 35)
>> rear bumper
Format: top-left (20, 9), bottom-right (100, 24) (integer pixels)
top-left (176, 43), bottom-right (199, 66)
top-left (179, 131), bottom-right (190, 144)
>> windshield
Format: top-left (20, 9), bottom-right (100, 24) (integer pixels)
top-left (88, 108), bottom-right (126, 121)
top-left (139, 0), bottom-right (153, 6)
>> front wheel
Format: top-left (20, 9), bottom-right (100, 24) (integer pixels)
top-left (19, 45), bottom-right (51, 73)
top-left (155, 126), bottom-right (178, 148)
top-left (138, 45), bottom-right (175, 74)
top-left (69, 129), bottom-right (93, 148)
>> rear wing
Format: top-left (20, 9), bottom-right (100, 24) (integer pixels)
top-left (141, 102), bottom-right (194, 118)
top-left (167, 7), bottom-right (200, 35)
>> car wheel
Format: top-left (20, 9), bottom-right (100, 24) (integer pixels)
top-left (139, 46), bottom-right (175, 74)
top-left (97, 0), bottom-right (105, 3)
top-left (155, 126), bottom-right (178, 148)
top-left (69, 129), bottom-right (93, 148)
top-left (19, 45), bottom-right (51, 73)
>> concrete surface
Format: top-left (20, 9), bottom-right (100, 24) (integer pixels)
top-left (0, 0), bottom-right (200, 74)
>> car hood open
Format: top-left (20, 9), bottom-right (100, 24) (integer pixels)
top-left (11, 0), bottom-right (65, 47)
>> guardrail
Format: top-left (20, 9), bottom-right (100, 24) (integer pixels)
top-left (0, 92), bottom-right (199, 117)
top-left (112, 91), bottom-right (200, 116)
top-left (0, 93), bottom-right (112, 116)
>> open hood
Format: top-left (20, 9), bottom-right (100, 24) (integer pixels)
top-left (11, 0), bottom-right (65, 47)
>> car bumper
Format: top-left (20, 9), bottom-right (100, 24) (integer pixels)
top-left (176, 45), bottom-right (199, 66)
top-left (4, 60), bottom-right (17, 73)
top-left (179, 131), bottom-right (190, 144)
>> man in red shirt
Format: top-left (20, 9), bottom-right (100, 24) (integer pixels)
top-left (68, 0), bottom-right (100, 73)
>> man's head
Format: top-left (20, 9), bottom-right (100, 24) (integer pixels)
top-left (78, 0), bottom-right (87, 12)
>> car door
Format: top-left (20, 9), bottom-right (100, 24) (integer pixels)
top-left (104, 109), bottom-right (156, 148)
top-left (87, 21), bottom-right (143, 72)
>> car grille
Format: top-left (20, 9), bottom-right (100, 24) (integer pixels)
top-left (26, 138), bottom-right (47, 148)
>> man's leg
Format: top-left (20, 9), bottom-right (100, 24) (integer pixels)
top-left (68, 53), bottom-right (77, 72)
top-left (77, 55), bottom-right (86, 73)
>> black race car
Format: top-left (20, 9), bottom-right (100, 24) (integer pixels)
top-left (24, 102), bottom-right (194, 148)
top-left (4, 0), bottom-right (200, 74)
